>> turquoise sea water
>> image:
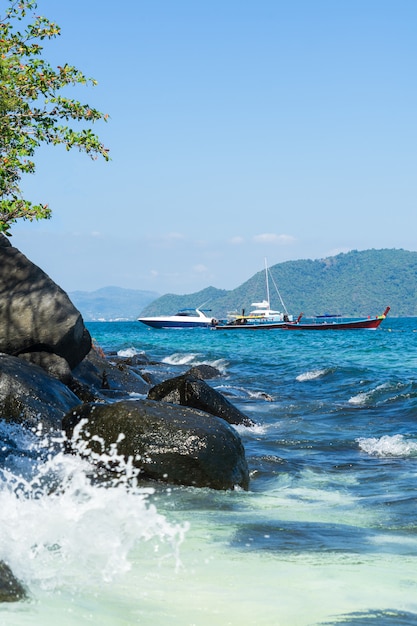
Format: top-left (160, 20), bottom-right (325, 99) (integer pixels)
top-left (1, 318), bottom-right (417, 625)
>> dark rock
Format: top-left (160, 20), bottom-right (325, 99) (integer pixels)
top-left (109, 352), bottom-right (170, 385)
top-left (258, 392), bottom-right (273, 402)
top-left (62, 399), bottom-right (249, 490)
top-left (65, 375), bottom-right (101, 403)
top-left (0, 354), bottom-right (81, 431)
top-left (18, 351), bottom-right (72, 383)
top-left (0, 561), bottom-right (27, 602)
top-left (109, 352), bottom-right (165, 386)
top-left (110, 352), bottom-right (153, 368)
top-left (71, 348), bottom-right (110, 391)
top-left (147, 374), bottom-right (255, 427)
top-left (0, 235), bottom-right (91, 369)
top-left (184, 364), bottom-right (222, 380)
top-left (71, 348), bottom-right (150, 398)
top-left (139, 370), bottom-right (166, 386)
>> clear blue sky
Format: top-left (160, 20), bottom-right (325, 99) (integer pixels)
top-left (12, 0), bottom-right (417, 295)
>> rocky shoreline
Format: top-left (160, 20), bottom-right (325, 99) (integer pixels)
top-left (0, 235), bottom-right (253, 601)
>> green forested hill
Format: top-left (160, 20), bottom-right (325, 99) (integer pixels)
top-left (139, 249), bottom-right (417, 318)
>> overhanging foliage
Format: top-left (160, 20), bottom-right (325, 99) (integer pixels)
top-left (0, 0), bottom-right (109, 235)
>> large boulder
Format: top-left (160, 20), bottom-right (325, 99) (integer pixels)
top-left (147, 374), bottom-right (255, 427)
top-left (62, 399), bottom-right (250, 490)
top-left (0, 235), bottom-right (91, 369)
top-left (0, 354), bottom-right (81, 431)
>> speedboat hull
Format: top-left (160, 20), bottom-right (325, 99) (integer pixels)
top-left (138, 308), bottom-right (217, 329)
top-left (138, 317), bottom-right (213, 329)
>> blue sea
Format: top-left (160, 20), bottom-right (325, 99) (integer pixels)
top-left (1, 318), bottom-right (417, 625)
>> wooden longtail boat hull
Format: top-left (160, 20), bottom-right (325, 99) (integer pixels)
top-left (282, 307), bottom-right (390, 330)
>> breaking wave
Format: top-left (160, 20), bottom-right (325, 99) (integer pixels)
top-left (162, 353), bottom-right (228, 373)
top-left (296, 369), bottom-right (329, 382)
top-left (357, 434), bottom-right (417, 457)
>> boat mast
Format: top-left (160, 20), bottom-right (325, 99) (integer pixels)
top-left (265, 258), bottom-right (270, 306)
top-left (265, 258), bottom-right (290, 316)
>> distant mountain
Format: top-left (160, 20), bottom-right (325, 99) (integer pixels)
top-left (69, 286), bottom-right (159, 321)
top-left (139, 249), bottom-right (417, 319)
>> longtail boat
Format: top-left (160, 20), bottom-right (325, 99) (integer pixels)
top-left (282, 307), bottom-right (390, 330)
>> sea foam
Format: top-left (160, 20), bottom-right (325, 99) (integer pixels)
top-left (357, 434), bottom-right (417, 457)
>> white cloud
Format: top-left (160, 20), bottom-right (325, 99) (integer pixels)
top-left (193, 264), bottom-right (208, 273)
top-left (253, 233), bottom-right (296, 244)
top-left (229, 236), bottom-right (245, 245)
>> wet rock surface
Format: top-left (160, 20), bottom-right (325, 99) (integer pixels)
top-left (148, 374), bottom-right (255, 427)
top-left (62, 399), bottom-right (250, 490)
top-left (0, 561), bottom-right (27, 603)
top-left (0, 353), bottom-right (81, 431)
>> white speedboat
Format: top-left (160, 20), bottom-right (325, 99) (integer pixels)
top-left (137, 308), bottom-right (217, 329)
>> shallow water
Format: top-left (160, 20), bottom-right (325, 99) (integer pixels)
top-left (1, 318), bottom-right (417, 625)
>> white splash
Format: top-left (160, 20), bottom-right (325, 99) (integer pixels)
top-left (198, 358), bottom-right (228, 373)
top-left (247, 390), bottom-right (274, 401)
top-left (348, 391), bottom-right (369, 405)
top-left (296, 369), bottom-right (328, 382)
top-left (235, 423), bottom-right (267, 435)
top-left (162, 353), bottom-right (198, 366)
top-left (117, 347), bottom-right (145, 358)
top-left (357, 434), bottom-right (417, 457)
top-left (162, 353), bottom-right (228, 373)
top-left (0, 423), bottom-right (188, 594)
